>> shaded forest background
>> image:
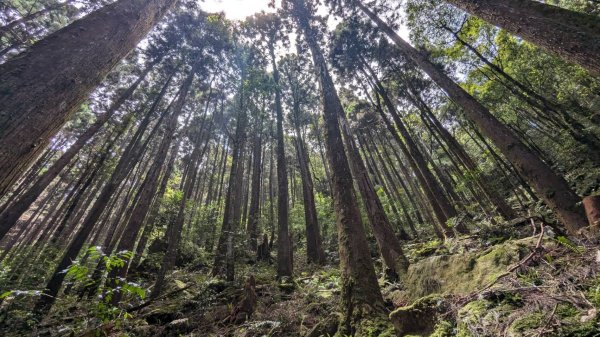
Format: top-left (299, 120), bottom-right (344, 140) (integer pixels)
top-left (0, 0), bottom-right (599, 336)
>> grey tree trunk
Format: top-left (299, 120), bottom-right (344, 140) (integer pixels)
top-left (0, 0), bottom-right (177, 195)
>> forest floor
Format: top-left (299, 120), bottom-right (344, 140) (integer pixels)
top-left (2, 221), bottom-right (600, 337)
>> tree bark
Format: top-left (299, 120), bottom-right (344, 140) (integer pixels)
top-left (0, 62), bottom-right (162, 240)
top-left (339, 114), bottom-right (409, 278)
top-left (0, 0), bottom-right (177, 195)
top-left (212, 73), bottom-right (248, 281)
top-left (247, 118), bottom-right (263, 252)
top-left (292, 115), bottom-right (325, 265)
top-left (290, 0), bottom-right (385, 330)
top-left (443, 0), bottom-right (600, 76)
top-left (357, 1), bottom-right (588, 235)
top-left (583, 196), bottom-right (600, 234)
top-left (33, 69), bottom-right (182, 315)
top-left (269, 45), bottom-right (293, 278)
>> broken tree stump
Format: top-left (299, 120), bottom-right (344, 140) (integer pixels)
top-left (583, 195), bottom-right (600, 233)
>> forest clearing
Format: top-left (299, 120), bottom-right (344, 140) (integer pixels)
top-left (0, 0), bottom-right (599, 336)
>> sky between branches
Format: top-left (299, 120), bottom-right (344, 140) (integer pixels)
top-left (201, 0), bottom-right (410, 40)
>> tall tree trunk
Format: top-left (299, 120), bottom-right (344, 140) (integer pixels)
top-left (290, 0), bottom-right (385, 331)
top-left (268, 45), bottom-right (293, 278)
top-left (247, 118), bottom-right (263, 252)
top-left (357, 1), bottom-right (588, 234)
top-left (292, 115), bottom-right (325, 265)
top-left (132, 140), bottom-right (179, 268)
top-left (366, 74), bottom-right (454, 237)
top-left (412, 91), bottom-right (516, 219)
top-left (107, 93), bottom-right (187, 300)
top-left (0, 0), bottom-right (177, 195)
top-left (152, 113), bottom-right (206, 298)
top-left (0, 63), bottom-right (164, 240)
top-left (442, 0), bottom-right (600, 76)
top-left (357, 132), bottom-right (418, 238)
top-left (212, 74), bottom-right (248, 281)
top-left (33, 70), bottom-right (184, 315)
top-left (339, 114), bottom-right (409, 278)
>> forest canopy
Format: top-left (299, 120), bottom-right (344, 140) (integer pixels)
top-left (0, 0), bottom-right (599, 336)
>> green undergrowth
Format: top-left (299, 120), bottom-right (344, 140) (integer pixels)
top-left (2, 233), bottom-right (599, 336)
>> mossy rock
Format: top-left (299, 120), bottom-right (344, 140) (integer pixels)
top-left (403, 238), bottom-right (535, 299)
top-left (354, 314), bottom-right (397, 337)
top-left (389, 295), bottom-right (447, 336)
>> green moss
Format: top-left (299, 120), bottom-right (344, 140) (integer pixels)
top-left (354, 315), bottom-right (396, 337)
top-left (430, 320), bottom-right (454, 337)
top-left (508, 312), bottom-right (545, 335)
top-left (414, 239), bottom-right (445, 257)
top-left (459, 300), bottom-right (488, 321)
top-left (484, 290), bottom-right (523, 307)
top-left (403, 238), bottom-right (535, 299)
top-left (552, 303), bottom-right (599, 337)
top-left (556, 319), bottom-right (599, 337)
top-left (556, 303), bottom-right (579, 319)
top-left (585, 275), bottom-right (600, 308)
top-left (389, 295), bottom-right (446, 336)
top-left (517, 269), bottom-right (543, 286)
top-left (456, 300), bottom-right (489, 336)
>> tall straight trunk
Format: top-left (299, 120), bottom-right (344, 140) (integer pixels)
top-left (292, 117), bottom-right (325, 265)
top-left (442, 0), bottom-right (600, 76)
top-left (411, 91), bottom-right (516, 219)
top-left (400, 76), bottom-right (516, 219)
top-left (152, 119), bottom-right (206, 298)
top-left (33, 71), bottom-right (184, 314)
top-left (0, 144), bottom-right (55, 203)
top-left (0, 0), bottom-right (178, 195)
top-left (371, 122), bottom-right (445, 239)
top-left (339, 114), bottom-right (409, 277)
top-left (80, 157), bottom-right (148, 297)
top-left (132, 141), bottom-right (179, 267)
top-left (204, 139), bottom-right (229, 252)
top-left (0, 63), bottom-right (164, 240)
top-left (358, 82), bottom-right (426, 229)
top-left (357, 2), bottom-right (588, 234)
top-left (358, 132), bottom-right (418, 237)
top-left (363, 63), bottom-right (458, 230)
top-left (0, 173), bottom-right (69, 262)
top-left (311, 114), bottom-right (333, 195)
top-left (418, 112), bottom-right (493, 216)
top-left (107, 96), bottom-right (187, 296)
top-left (268, 46), bottom-right (293, 278)
top-left (290, 0), bottom-right (384, 330)
top-left (212, 76), bottom-right (248, 281)
top-left (34, 136), bottom-right (143, 313)
top-left (268, 141), bottom-right (276, 245)
top-left (241, 146), bottom-right (253, 230)
top-left (368, 80), bottom-right (453, 237)
top-left (247, 120), bottom-right (263, 252)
